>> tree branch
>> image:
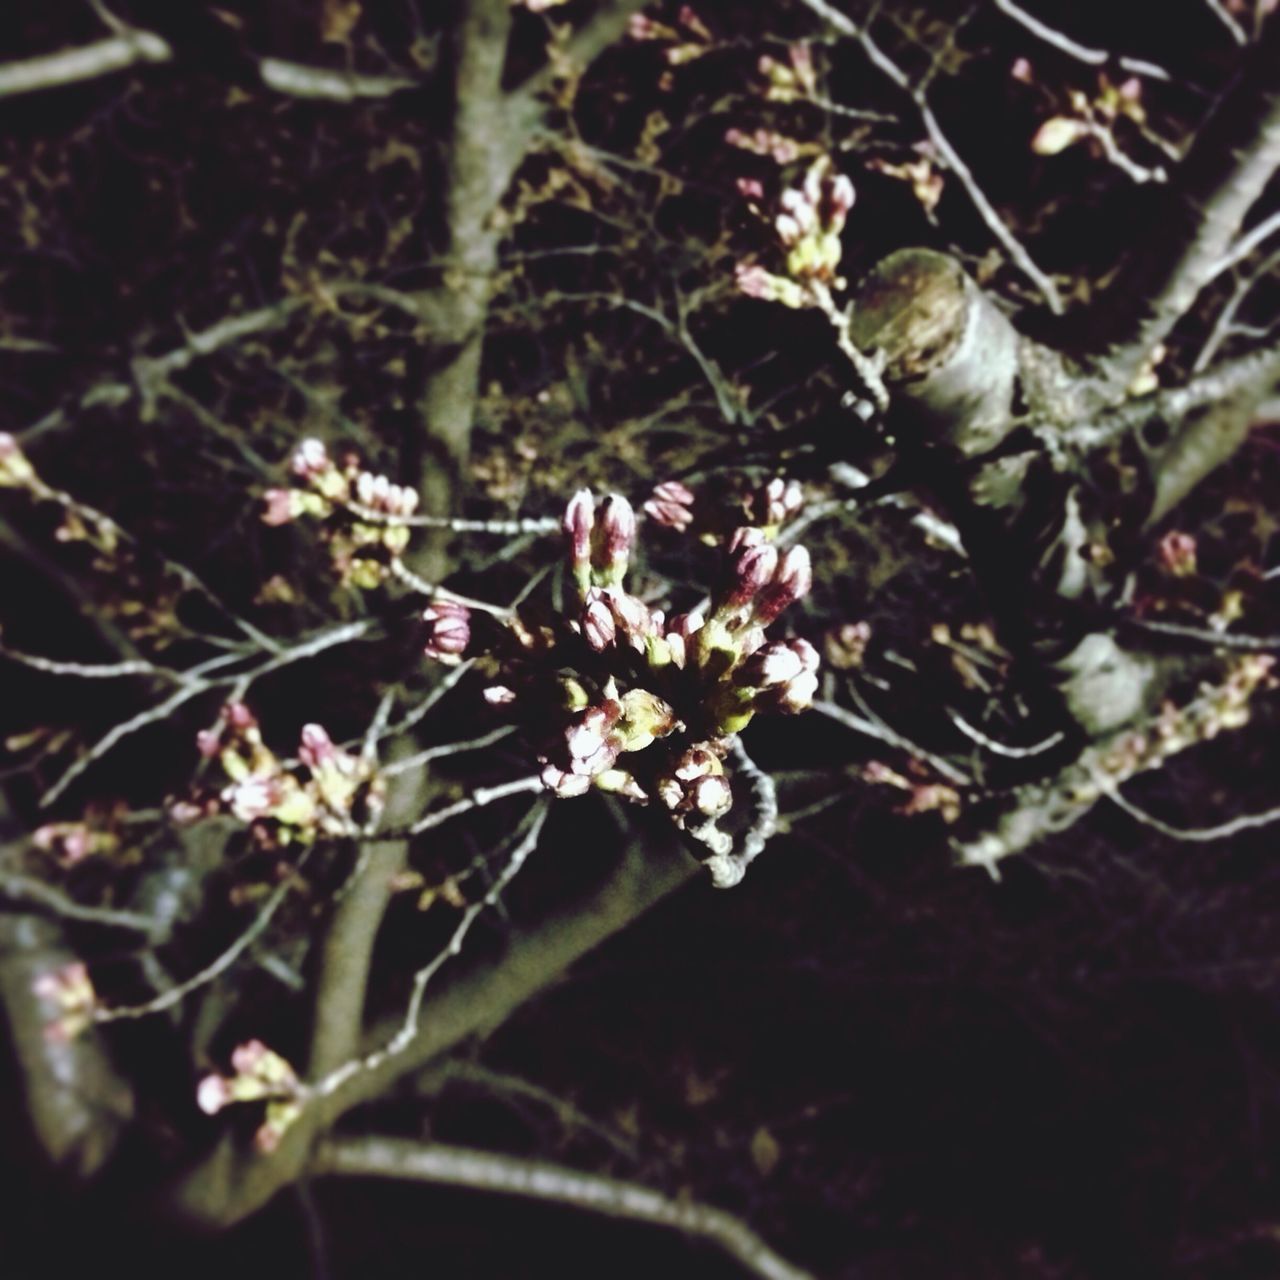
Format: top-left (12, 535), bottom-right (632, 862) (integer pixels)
top-left (312, 1135), bottom-right (816, 1280)
top-left (1077, 13), bottom-right (1280, 395)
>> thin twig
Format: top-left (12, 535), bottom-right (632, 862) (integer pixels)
top-left (93, 875), bottom-right (296, 1022)
top-left (313, 800), bottom-right (549, 1098)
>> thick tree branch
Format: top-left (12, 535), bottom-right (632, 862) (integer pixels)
top-left (1078, 13), bottom-right (1280, 395)
top-left (0, 31), bottom-right (419, 103)
top-left (312, 1135), bottom-right (816, 1280)
top-left (168, 822), bottom-right (697, 1229)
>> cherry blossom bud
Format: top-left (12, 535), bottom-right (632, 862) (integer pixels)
top-left (223, 774), bottom-right (281, 823)
top-left (484, 685), bottom-right (516, 706)
top-left (197, 1074), bottom-right (232, 1116)
top-left (299, 723), bottom-right (336, 769)
top-left (356, 471), bottom-right (375, 506)
top-left (602, 588), bottom-right (654, 648)
top-left (582, 594), bottom-right (617, 651)
top-left (736, 177), bottom-right (765, 200)
top-left (422, 600), bottom-right (471, 662)
top-left (644, 481), bottom-right (696, 531)
top-left (261, 488), bottom-right (298, 526)
top-left (223, 703), bottom-right (257, 731)
top-left (726, 539), bottom-right (778, 607)
top-left (196, 729), bottom-right (221, 758)
top-left (291, 438), bottom-right (329, 479)
top-left (753, 478), bottom-right (804, 526)
top-left (738, 640), bottom-right (807, 688)
top-left (563, 489), bottom-right (595, 577)
top-left (595, 493), bottom-right (635, 583)
top-left (753, 545), bottom-right (812, 623)
top-left (566, 704), bottom-right (622, 775)
top-left (541, 763), bottom-right (592, 798)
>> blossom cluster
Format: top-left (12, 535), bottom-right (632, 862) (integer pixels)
top-left (736, 157), bottom-right (855, 308)
top-left (177, 703), bottom-right (384, 846)
top-left (262, 438), bottom-right (419, 588)
top-left (450, 488), bottom-right (819, 862)
top-left (196, 1039), bottom-right (303, 1154)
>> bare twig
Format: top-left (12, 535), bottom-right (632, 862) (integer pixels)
top-left (989, 0), bottom-right (1174, 81)
top-left (313, 800), bottom-right (549, 1098)
top-left (93, 875), bottom-right (295, 1022)
top-left (0, 872), bottom-right (156, 934)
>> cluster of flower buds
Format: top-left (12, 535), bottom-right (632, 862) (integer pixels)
top-left (627, 6), bottom-right (713, 66)
top-left (262, 439), bottom-right (419, 589)
top-left (31, 816), bottom-right (121, 867)
top-left (736, 156), bottom-right (854, 308)
top-left (181, 704), bottom-right (383, 845)
top-left (824, 620), bottom-right (872, 670)
top-left (775, 157), bottom-right (854, 286)
top-left (862, 761), bottom-right (962, 823)
top-left (422, 599), bottom-right (471, 664)
top-left (725, 127), bottom-right (805, 165)
top-left (32, 961), bottom-right (97, 1042)
top-left (472, 488), bottom-right (819, 863)
top-left (758, 43), bottom-right (816, 103)
top-left (196, 1039), bottom-right (304, 1153)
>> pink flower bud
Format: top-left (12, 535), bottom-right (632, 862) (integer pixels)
top-left (753, 544), bottom-right (812, 623)
top-left (483, 685), bottom-right (516, 706)
top-left (196, 729), bottom-right (221, 758)
top-left (540, 762), bottom-right (592, 798)
top-left (299, 723), bottom-right (336, 768)
top-left (291, 438), bottom-right (329, 479)
top-left (727, 540), bottom-right (778, 607)
top-left (582, 595), bottom-right (617, 651)
top-left (423, 600), bottom-right (471, 661)
top-left (230, 1039), bottom-right (269, 1076)
top-left (644, 480), bottom-right (696, 531)
top-left (563, 489), bottom-right (595, 567)
top-left (223, 702), bottom-right (257, 731)
top-left (262, 488), bottom-right (297, 526)
top-left (197, 1074), bottom-right (231, 1116)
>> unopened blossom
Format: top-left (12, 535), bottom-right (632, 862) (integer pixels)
top-left (422, 600), bottom-right (471, 663)
top-left (222, 774), bottom-right (283, 823)
top-left (483, 684), bottom-right (517, 706)
top-left (726, 537), bottom-right (779, 608)
top-left (291, 438), bottom-right (330, 480)
top-left (32, 962), bottom-right (96, 1041)
top-left (224, 702), bottom-right (258, 732)
top-left (298, 723), bottom-right (336, 769)
top-left (754, 545), bottom-right (813, 623)
top-left (751, 478), bottom-right (804, 527)
top-left (564, 488), bottom-right (595, 587)
top-left (644, 480), bottom-right (696, 531)
top-left (582, 593), bottom-right (617, 651)
top-left (1158, 530), bottom-right (1197, 577)
top-left (592, 494), bottom-right (635, 586)
top-left (824, 621), bottom-right (871, 669)
top-left (566, 703), bottom-right (623, 776)
top-left (0, 432), bottom-right (36, 487)
top-left (540, 762), bottom-right (593, 798)
top-left (261, 488), bottom-right (300, 526)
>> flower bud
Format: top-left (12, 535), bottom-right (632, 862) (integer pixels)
top-left (691, 774), bottom-right (733, 818)
top-left (484, 684), bottom-right (516, 706)
top-left (726, 539), bottom-right (778, 608)
top-left (299, 723), bottom-right (336, 769)
top-left (581, 592), bottom-right (617, 651)
top-left (753, 544), bottom-right (812, 623)
top-left (291, 438), bottom-right (329, 480)
top-left (262, 488), bottom-right (300, 526)
top-left (644, 480), bottom-right (696, 531)
top-left (422, 600), bottom-right (471, 663)
top-left (541, 762), bottom-right (592, 798)
top-left (563, 489), bottom-right (595, 586)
